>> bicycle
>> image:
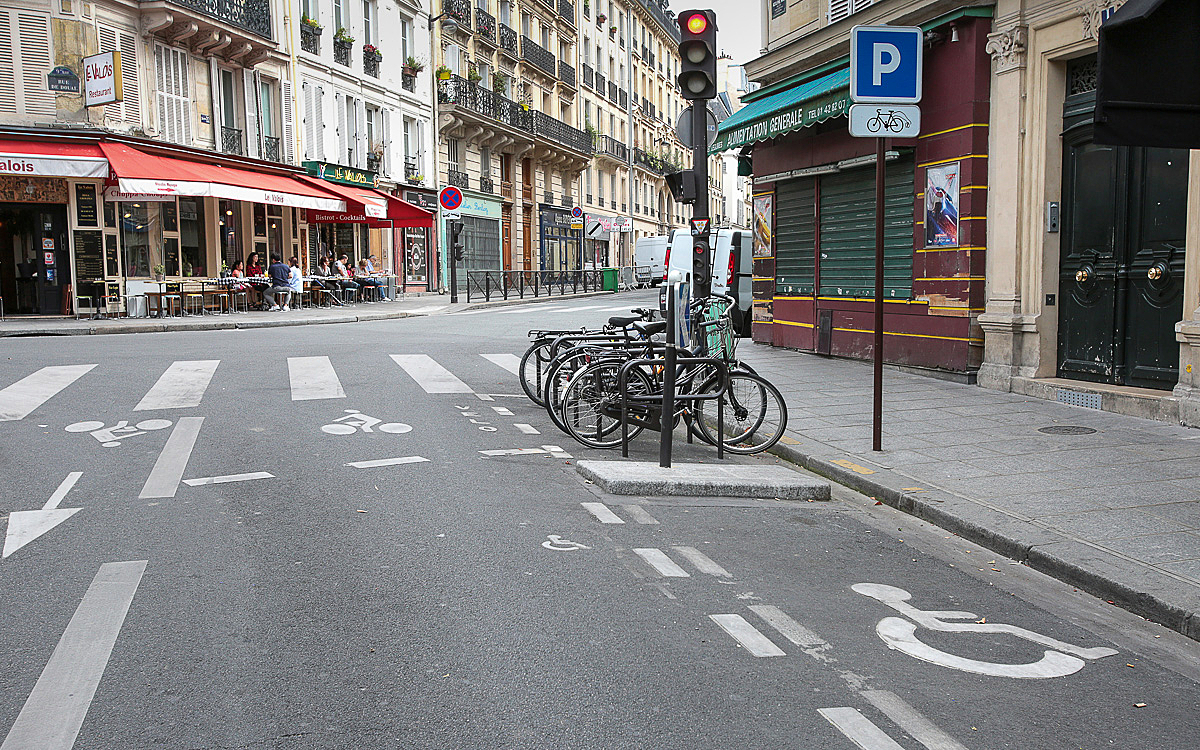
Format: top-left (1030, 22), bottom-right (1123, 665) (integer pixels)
top-left (865, 108), bottom-right (912, 134)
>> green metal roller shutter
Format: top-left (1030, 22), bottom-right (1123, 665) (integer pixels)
top-left (774, 177), bottom-right (816, 296)
top-left (818, 154), bottom-right (914, 298)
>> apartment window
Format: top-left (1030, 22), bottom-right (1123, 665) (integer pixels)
top-left (400, 17), bottom-right (413, 61)
top-left (541, 24), bottom-right (550, 49)
top-left (480, 146), bottom-right (491, 177)
top-left (365, 106), bottom-right (377, 151)
top-left (521, 11), bottom-right (530, 37)
top-left (301, 0), bottom-right (318, 21)
top-left (334, 0), bottom-right (345, 30)
top-left (476, 60), bottom-right (491, 87)
top-left (344, 95), bottom-right (356, 163)
top-left (259, 80), bottom-right (276, 139)
top-left (362, 0), bottom-right (376, 44)
top-left (500, 1), bottom-right (510, 26)
top-left (447, 139), bottom-right (461, 171)
top-left (445, 44), bottom-right (461, 75)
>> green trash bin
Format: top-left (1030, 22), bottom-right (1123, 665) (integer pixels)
top-left (601, 267), bottom-right (618, 291)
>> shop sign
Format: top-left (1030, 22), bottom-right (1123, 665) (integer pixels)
top-left (457, 195), bottom-right (501, 218)
top-left (82, 50), bottom-right (122, 107)
top-left (103, 186), bottom-right (175, 202)
top-left (615, 217), bottom-right (633, 232)
top-left (710, 91), bottom-right (849, 152)
top-left (0, 152), bottom-right (107, 178)
top-left (404, 191), bottom-right (437, 211)
top-left (48, 66), bottom-right (80, 93)
top-left (308, 210), bottom-right (390, 226)
top-left (303, 160), bottom-right (380, 188)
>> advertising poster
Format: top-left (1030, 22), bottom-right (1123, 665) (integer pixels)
top-left (753, 193), bottom-right (774, 258)
top-left (925, 162), bottom-right (960, 247)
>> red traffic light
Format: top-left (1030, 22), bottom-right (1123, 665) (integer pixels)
top-left (686, 13), bottom-right (707, 35)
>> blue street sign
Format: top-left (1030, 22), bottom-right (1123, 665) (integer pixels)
top-left (850, 25), bottom-right (923, 104)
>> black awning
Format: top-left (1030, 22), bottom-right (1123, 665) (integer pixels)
top-left (1094, 0), bottom-right (1200, 147)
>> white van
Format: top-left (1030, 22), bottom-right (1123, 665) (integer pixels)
top-left (633, 233), bottom-right (673, 286)
top-left (659, 228), bottom-right (753, 336)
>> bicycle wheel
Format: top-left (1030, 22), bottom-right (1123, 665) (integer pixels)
top-left (694, 372), bottom-right (787, 454)
top-left (519, 339), bottom-right (554, 406)
top-left (559, 361), bottom-right (654, 449)
top-left (542, 348), bottom-right (596, 434)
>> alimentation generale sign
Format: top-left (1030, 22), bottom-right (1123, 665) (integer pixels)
top-left (710, 91), bottom-right (849, 152)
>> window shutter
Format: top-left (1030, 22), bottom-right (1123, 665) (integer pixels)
top-left (177, 50), bottom-right (191, 145)
top-left (243, 68), bottom-right (260, 158)
top-left (155, 45), bottom-right (168, 137)
top-left (281, 79), bottom-right (295, 164)
top-left (335, 92), bottom-right (346, 162)
top-left (302, 82), bottom-right (313, 160)
top-left (380, 107), bottom-right (391, 176)
top-left (118, 30), bottom-right (140, 123)
top-left (355, 98), bottom-right (367, 168)
top-left (209, 58), bottom-right (222, 142)
top-left (155, 46), bottom-right (190, 144)
top-left (827, 0), bottom-right (850, 24)
top-left (17, 12), bottom-right (54, 116)
top-left (315, 86), bottom-right (325, 160)
top-left (0, 11), bottom-right (15, 114)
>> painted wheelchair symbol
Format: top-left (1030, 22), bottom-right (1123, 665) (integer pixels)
top-left (321, 409), bottom-right (412, 435)
top-left (65, 419), bottom-right (173, 447)
top-left (853, 583), bottom-right (1118, 679)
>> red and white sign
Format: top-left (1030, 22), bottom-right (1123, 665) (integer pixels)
top-left (44, 251), bottom-right (55, 265)
top-left (113, 176), bottom-right (344, 212)
top-left (0, 152), bottom-right (107, 178)
top-left (103, 187), bottom-right (176, 202)
top-left (83, 50), bottom-right (123, 107)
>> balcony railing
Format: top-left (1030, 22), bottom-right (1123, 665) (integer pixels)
top-left (532, 110), bottom-right (593, 154)
top-left (166, 0), bottom-right (272, 39)
top-left (593, 71), bottom-right (605, 92)
top-left (448, 169), bottom-right (469, 189)
top-left (544, 190), bottom-right (553, 203)
top-left (475, 8), bottom-right (496, 43)
top-left (334, 39), bottom-right (352, 66)
top-left (634, 0), bottom-right (680, 43)
top-left (501, 180), bottom-right (514, 199)
top-left (439, 76), bottom-right (593, 155)
top-left (366, 153), bottom-right (381, 174)
top-left (634, 147), bottom-right (679, 175)
top-left (499, 24), bottom-right (518, 56)
top-left (618, 88), bottom-right (627, 109)
top-left (581, 62), bottom-right (593, 89)
top-left (648, 49), bottom-right (655, 67)
top-left (300, 23), bottom-right (320, 54)
top-left (596, 134), bottom-right (628, 162)
top-left (443, 0), bottom-right (472, 31)
top-left (558, 0), bottom-right (574, 24)
top-left (405, 158), bottom-right (423, 184)
top-left (562, 194), bottom-right (572, 207)
top-left (520, 35), bottom-right (556, 78)
top-left (220, 126), bottom-right (243, 155)
top-left (364, 48), bottom-right (380, 77)
top-left (607, 81), bottom-right (618, 104)
top-left (479, 176), bottom-right (495, 193)
top-left (641, 44), bottom-right (647, 61)
top-left (402, 73), bottom-right (417, 92)
top-left (559, 60), bottom-right (575, 88)
top-left (262, 135), bottom-right (280, 162)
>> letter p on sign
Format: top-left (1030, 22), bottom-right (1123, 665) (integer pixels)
top-left (850, 25), bottom-right (923, 104)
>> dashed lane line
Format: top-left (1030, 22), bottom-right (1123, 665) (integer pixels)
top-left (817, 707), bottom-right (907, 750)
top-left (481, 353), bottom-right (522, 375)
top-left (0, 365), bottom-right (96, 422)
top-left (581, 502), bottom-right (625, 524)
top-left (514, 423), bottom-right (540, 434)
top-left (621, 504), bottom-right (659, 525)
top-left (287, 356), bottom-right (345, 401)
top-left (389, 354), bottom-right (473, 394)
top-left (633, 548), bottom-right (690, 577)
top-left (138, 417), bottom-right (203, 499)
top-left (860, 691), bottom-right (969, 750)
top-left (708, 614), bottom-right (786, 657)
top-left (134, 360), bottom-right (219, 411)
top-left (672, 546), bottom-right (731, 577)
top-left (345, 456), bottom-right (430, 468)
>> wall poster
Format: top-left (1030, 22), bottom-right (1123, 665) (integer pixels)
top-left (753, 193), bottom-right (774, 258)
top-left (924, 162), bottom-right (960, 248)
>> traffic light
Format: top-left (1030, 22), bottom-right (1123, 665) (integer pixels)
top-left (665, 169), bottom-right (697, 204)
top-left (451, 220), bottom-right (464, 262)
top-left (677, 10), bottom-right (717, 100)
top-left (692, 233), bottom-right (711, 293)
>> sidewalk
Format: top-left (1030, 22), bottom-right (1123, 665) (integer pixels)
top-left (736, 342), bottom-right (1200, 641)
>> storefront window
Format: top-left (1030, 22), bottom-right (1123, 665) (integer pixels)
top-left (266, 205), bottom-right (284, 260)
top-left (219, 200), bottom-right (241, 271)
top-left (180, 197), bottom-right (206, 276)
top-left (253, 203), bottom-right (267, 237)
top-left (120, 203), bottom-right (158, 277)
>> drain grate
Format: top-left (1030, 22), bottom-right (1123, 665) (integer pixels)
top-left (1038, 425), bottom-right (1098, 435)
top-left (1055, 388), bottom-right (1102, 410)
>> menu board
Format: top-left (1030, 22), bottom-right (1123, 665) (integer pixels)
top-left (335, 223), bottom-right (354, 254)
top-left (105, 234), bottom-right (119, 276)
top-left (73, 230), bottom-right (104, 279)
top-left (75, 183), bottom-right (98, 227)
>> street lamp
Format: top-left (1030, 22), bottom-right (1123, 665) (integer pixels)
top-left (430, 12), bottom-right (458, 33)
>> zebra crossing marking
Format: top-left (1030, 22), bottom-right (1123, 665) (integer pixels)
top-left (621, 504), bottom-right (659, 524)
top-left (514, 423), bottom-right (540, 434)
top-left (633, 548), bottom-right (690, 577)
top-left (288, 356), bottom-right (345, 400)
top-left (818, 707), bottom-right (906, 750)
top-left (134, 360), bottom-right (219, 411)
top-left (389, 354), bottom-right (474, 393)
top-left (581, 502), bottom-right (625, 524)
top-left (708, 614), bottom-right (786, 657)
top-left (672, 546), bottom-right (731, 577)
top-left (0, 364), bottom-right (96, 421)
top-left (481, 353), bottom-right (521, 375)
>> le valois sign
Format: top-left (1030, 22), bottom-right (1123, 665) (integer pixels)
top-left (710, 92), bottom-right (848, 152)
top-left (82, 51), bottom-right (122, 107)
top-left (303, 161), bottom-right (380, 188)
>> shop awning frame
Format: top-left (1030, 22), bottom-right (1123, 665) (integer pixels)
top-left (0, 139), bottom-right (108, 178)
top-left (710, 67), bottom-right (850, 153)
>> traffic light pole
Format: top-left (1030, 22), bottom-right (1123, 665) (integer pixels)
top-left (690, 102), bottom-right (711, 299)
top-left (449, 220), bottom-right (462, 304)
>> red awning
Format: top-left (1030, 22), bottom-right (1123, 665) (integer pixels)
top-left (99, 142), bottom-right (346, 212)
top-left (0, 139), bottom-right (108, 178)
top-left (299, 177), bottom-right (434, 228)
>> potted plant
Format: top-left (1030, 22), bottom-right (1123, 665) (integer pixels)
top-left (363, 42), bottom-right (382, 60)
top-left (597, 12), bottom-right (606, 25)
top-left (492, 71), bottom-right (508, 95)
top-left (301, 15), bottom-right (322, 32)
top-left (152, 264), bottom-right (165, 282)
top-left (467, 67), bottom-right (482, 83)
top-left (609, 25), bottom-right (617, 35)
top-left (584, 119), bottom-right (597, 142)
top-left (435, 64), bottom-right (452, 81)
top-left (403, 56), bottom-right (424, 76)
top-left (334, 27), bottom-right (354, 44)
top-left (583, 0), bottom-right (590, 14)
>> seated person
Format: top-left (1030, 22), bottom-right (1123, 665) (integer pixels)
top-left (263, 254), bottom-right (292, 311)
top-left (334, 253), bottom-right (360, 295)
top-left (356, 259), bottom-right (389, 300)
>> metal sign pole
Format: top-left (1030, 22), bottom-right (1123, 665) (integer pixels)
top-left (873, 137), bottom-right (885, 452)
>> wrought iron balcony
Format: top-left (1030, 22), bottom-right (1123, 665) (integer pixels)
top-left (334, 39), bottom-right (352, 66)
top-left (596, 196), bottom-right (604, 207)
top-left (166, 0), bottom-right (272, 40)
top-left (499, 24), bottom-right (518, 56)
top-left (607, 81), bottom-right (618, 104)
top-left (618, 88), bottom-right (627, 109)
top-left (593, 71), bottom-right (605, 92)
top-left (439, 75), bottom-right (533, 132)
top-left (405, 158), bottom-right (423, 184)
top-left (363, 48), bottom-right (381, 77)
top-left (641, 44), bottom-right (647, 61)
top-left (531, 110), bottom-right (593, 155)
top-left (634, 0), bottom-right (679, 43)
top-left (558, 61), bottom-right (575, 88)
top-left (300, 23), bottom-right (321, 54)
top-left (562, 194), bottom-right (572, 207)
top-left (558, 0), bottom-right (575, 24)
top-left (220, 126), bottom-right (243, 155)
top-left (648, 49), bottom-right (655, 67)
top-left (475, 8), bottom-right (496, 44)
top-left (366, 153), bottom-right (381, 174)
top-left (634, 147), bottom-right (677, 175)
top-left (479, 176), bottom-right (495, 194)
top-left (595, 134), bottom-right (627, 162)
top-left (581, 62), bottom-right (593, 89)
top-left (501, 180), bottom-right (514, 199)
top-left (402, 73), bottom-right (417, 92)
top-left (448, 169), bottom-right (469, 189)
top-left (520, 35), bottom-right (556, 78)
top-left (543, 190), bottom-right (553, 204)
top-left (442, 0), bottom-right (472, 31)
top-left (262, 135), bottom-right (280, 162)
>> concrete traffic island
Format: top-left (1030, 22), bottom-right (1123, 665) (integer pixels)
top-left (575, 460), bottom-right (831, 500)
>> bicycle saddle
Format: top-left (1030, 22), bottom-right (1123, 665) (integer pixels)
top-left (608, 315), bottom-right (640, 327)
top-left (634, 320), bottom-right (667, 335)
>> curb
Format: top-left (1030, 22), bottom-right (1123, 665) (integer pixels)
top-left (767, 439), bottom-right (1200, 642)
top-left (0, 310), bottom-right (418, 337)
top-left (460, 290), bottom-right (614, 310)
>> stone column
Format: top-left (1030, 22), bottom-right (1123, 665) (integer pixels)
top-left (977, 23), bottom-right (1028, 392)
top-left (1173, 150), bottom-right (1200, 427)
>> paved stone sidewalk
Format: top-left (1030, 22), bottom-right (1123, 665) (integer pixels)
top-left (736, 342), bottom-right (1200, 640)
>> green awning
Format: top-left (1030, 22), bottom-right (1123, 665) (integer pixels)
top-left (710, 67), bottom-right (850, 153)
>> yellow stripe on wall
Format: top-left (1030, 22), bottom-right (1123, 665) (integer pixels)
top-left (919, 155), bottom-right (988, 169)
top-left (918, 123), bottom-right (989, 139)
top-left (915, 276), bottom-right (985, 281)
top-left (774, 319), bottom-right (815, 328)
top-left (833, 326), bottom-right (981, 343)
top-left (915, 245), bottom-right (987, 254)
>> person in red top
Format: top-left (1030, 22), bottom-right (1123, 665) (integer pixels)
top-left (245, 252), bottom-right (264, 276)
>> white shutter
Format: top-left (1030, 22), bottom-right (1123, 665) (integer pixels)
top-left (17, 12), bottom-right (54, 116)
top-left (315, 86), bottom-right (325, 161)
top-left (155, 45), bottom-right (168, 137)
top-left (243, 68), bottom-right (260, 158)
top-left (335, 92), bottom-right (346, 163)
top-left (0, 11), bottom-right (15, 114)
top-left (155, 45), bottom-right (191, 144)
top-left (209, 58), bottom-right (222, 144)
top-left (176, 50), bottom-right (191, 145)
top-left (302, 81), bottom-right (314, 159)
top-left (118, 31), bottom-right (140, 124)
top-left (852, 0), bottom-right (874, 11)
top-left (98, 26), bottom-right (120, 121)
top-left (281, 79), bottom-right (295, 165)
top-left (381, 107), bottom-right (391, 176)
top-left (355, 98), bottom-right (367, 167)
top-left (827, 0), bottom-right (850, 23)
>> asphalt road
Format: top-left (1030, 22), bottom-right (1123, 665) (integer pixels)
top-left (1, 289), bottom-right (1198, 749)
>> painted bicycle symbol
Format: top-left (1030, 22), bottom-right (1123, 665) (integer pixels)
top-left (65, 419), bottom-right (173, 447)
top-left (321, 409), bottom-right (412, 435)
top-left (853, 583), bottom-right (1118, 679)
top-left (865, 109), bottom-right (912, 134)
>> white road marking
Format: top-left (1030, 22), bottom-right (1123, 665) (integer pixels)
top-left (633, 548), bottom-right (690, 577)
top-left (287, 356), bottom-right (345, 400)
top-left (406, 305), bottom-right (448, 313)
top-left (497, 305), bottom-right (568, 314)
top-left (542, 535), bottom-right (590, 551)
top-left (708, 614), bottom-right (786, 657)
top-left (0, 365), bottom-right (96, 421)
top-left (389, 354), bottom-right (473, 393)
top-left (622, 504), bottom-right (659, 524)
top-left (860, 690), bottom-right (969, 750)
top-left (345, 456), bottom-right (430, 468)
top-left (3, 473), bottom-right (86, 559)
top-left (138, 417), bottom-right (203, 499)
top-left (490, 406), bottom-right (515, 415)
top-left (44, 472), bottom-right (83, 511)
top-left (514, 423), bottom-right (540, 434)
top-left (817, 707), bottom-right (907, 750)
top-left (446, 308), bottom-right (493, 316)
top-left (581, 502), bottom-right (625, 524)
top-left (134, 360), bottom-right (219, 410)
top-left (481, 353), bottom-right (522, 375)
top-left (559, 304), bottom-right (608, 313)
top-left (748, 605), bottom-right (831, 649)
top-left (476, 393), bottom-right (496, 401)
top-left (480, 448), bottom-right (546, 456)
top-left (672, 546), bottom-right (731, 577)
top-left (599, 305), bottom-right (638, 311)
top-left (182, 472), bottom-right (275, 486)
top-left (0, 560), bottom-right (147, 750)
top-left (541, 444), bottom-right (572, 458)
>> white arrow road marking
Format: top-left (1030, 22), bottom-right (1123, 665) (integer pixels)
top-left (0, 560), bottom-right (147, 750)
top-left (345, 456), bottom-right (430, 468)
top-left (481, 353), bottom-right (521, 375)
top-left (3, 473), bottom-right (84, 559)
top-left (633, 548), bottom-right (690, 577)
top-left (708, 614), bottom-right (786, 657)
top-left (134, 360), bottom-right (219, 410)
top-left (581, 502), bottom-right (625, 524)
top-left (389, 354), bottom-right (473, 393)
top-left (621, 504), bottom-right (659, 525)
top-left (817, 707), bottom-right (907, 750)
top-left (672, 546), bottom-right (731, 577)
top-left (860, 690), bottom-right (969, 750)
top-left (139, 417), bottom-right (203, 499)
top-left (182, 472), bottom-right (275, 486)
top-left (0, 365), bottom-right (96, 422)
top-left (288, 356), bottom-right (345, 400)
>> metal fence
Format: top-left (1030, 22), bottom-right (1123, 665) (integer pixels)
top-left (465, 269), bottom-right (604, 302)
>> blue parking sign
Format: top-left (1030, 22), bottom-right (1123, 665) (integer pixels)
top-left (850, 25), bottom-right (923, 104)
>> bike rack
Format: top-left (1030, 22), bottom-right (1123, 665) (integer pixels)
top-left (617, 350), bottom-right (728, 460)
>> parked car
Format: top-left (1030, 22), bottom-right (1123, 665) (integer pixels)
top-left (659, 228), bottom-right (752, 337)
